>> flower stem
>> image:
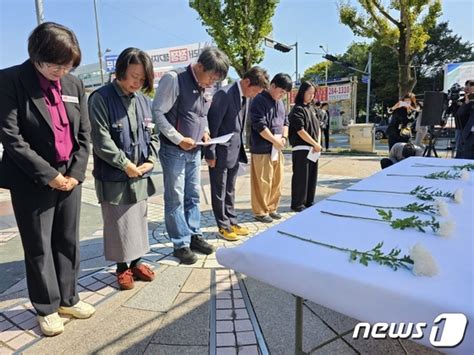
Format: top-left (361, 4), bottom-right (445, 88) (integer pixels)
top-left (387, 173), bottom-right (425, 178)
top-left (321, 209), bottom-right (440, 234)
top-left (347, 186), bottom-right (455, 202)
top-left (347, 188), bottom-right (409, 196)
top-left (412, 163), bottom-right (474, 171)
top-left (320, 210), bottom-right (385, 223)
top-left (277, 230), bottom-right (349, 253)
top-left (326, 199), bottom-right (439, 215)
top-left (277, 230), bottom-right (414, 270)
top-left (327, 198), bottom-right (398, 210)
top-left (388, 171), bottom-right (462, 180)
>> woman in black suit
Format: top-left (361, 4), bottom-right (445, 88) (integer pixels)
top-left (0, 22), bottom-right (94, 336)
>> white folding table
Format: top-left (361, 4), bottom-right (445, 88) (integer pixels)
top-left (217, 157), bottom-right (473, 354)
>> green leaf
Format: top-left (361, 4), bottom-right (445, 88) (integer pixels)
top-left (189, 0), bottom-right (279, 76)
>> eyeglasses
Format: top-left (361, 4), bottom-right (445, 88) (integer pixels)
top-left (44, 63), bottom-right (74, 73)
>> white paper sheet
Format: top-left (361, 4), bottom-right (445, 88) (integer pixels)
top-left (196, 132), bottom-right (234, 146)
top-left (271, 134), bottom-right (282, 161)
top-left (306, 149), bottom-right (321, 162)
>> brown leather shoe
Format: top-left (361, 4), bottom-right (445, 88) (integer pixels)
top-left (131, 264), bottom-right (155, 282)
top-left (117, 269), bottom-right (134, 290)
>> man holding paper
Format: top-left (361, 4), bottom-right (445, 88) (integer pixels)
top-left (249, 73), bottom-right (292, 223)
top-left (206, 67), bottom-right (269, 240)
top-left (152, 48), bottom-right (229, 264)
top-left (288, 82), bottom-right (322, 212)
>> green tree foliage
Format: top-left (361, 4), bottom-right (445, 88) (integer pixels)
top-left (414, 21), bottom-right (474, 93)
top-left (301, 61), bottom-right (335, 83)
top-left (303, 21), bottom-right (472, 118)
top-left (302, 43), bottom-right (376, 118)
top-left (370, 39), bottom-right (398, 107)
top-left (338, 0), bottom-right (442, 96)
top-left (189, 0), bottom-right (279, 77)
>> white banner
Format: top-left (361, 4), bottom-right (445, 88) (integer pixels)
top-left (444, 61), bottom-right (474, 92)
top-left (147, 42), bottom-right (213, 68)
top-left (328, 84), bottom-right (351, 101)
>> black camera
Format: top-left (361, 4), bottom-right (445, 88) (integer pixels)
top-left (447, 83), bottom-right (465, 102)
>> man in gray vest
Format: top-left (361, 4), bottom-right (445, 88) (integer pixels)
top-left (152, 47), bottom-right (229, 264)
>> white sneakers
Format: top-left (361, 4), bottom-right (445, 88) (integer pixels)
top-left (58, 300), bottom-right (96, 319)
top-left (37, 312), bottom-right (64, 336)
top-left (38, 301), bottom-right (96, 336)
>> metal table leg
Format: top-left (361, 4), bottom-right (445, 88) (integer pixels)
top-left (295, 296), bottom-right (307, 355)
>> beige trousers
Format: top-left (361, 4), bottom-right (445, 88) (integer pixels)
top-left (250, 152), bottom-right (284, 216)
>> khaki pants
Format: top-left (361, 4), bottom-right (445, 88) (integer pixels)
top-left (250, 152), bottom-right (284, 216)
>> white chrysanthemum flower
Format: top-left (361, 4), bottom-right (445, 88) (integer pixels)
top-left (454, 189), bottom-right (463, 203)
top-left (434, 200), bottom-right (449, 217)
top-left (461, 169), bottom-right (470, 181)
top-left (410, 243), bottom-right (439, 277)
top-left (437, 220), bottom-right (455, 238)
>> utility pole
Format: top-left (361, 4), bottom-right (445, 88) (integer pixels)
top-left (35, 0), bottom-right (44, 25)
top-left (294, 42), bottom-right (298, 84)
top-left (93, 0), bottom-right (105, 86)
top-left (365, 52), bottom-right (372, 124)
top-left (319, 45), bottom-right (329, 89)
top-left (304, 49), bottom-right (327, 86)
top-left (323, 51), bottom-right (372, 123)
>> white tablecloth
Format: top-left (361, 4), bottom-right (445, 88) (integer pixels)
top-left (217, 157), bottom-right (473, 354)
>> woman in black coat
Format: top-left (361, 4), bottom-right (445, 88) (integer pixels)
top-left (288, 82), bottom-right (322, 212)
top-left (0, 22), bottom-right (94, 336)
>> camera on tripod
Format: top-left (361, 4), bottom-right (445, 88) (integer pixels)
top-left (447, 83), bottom-right (465, 103)
top-left (444, 83), bottom-right (465, 119)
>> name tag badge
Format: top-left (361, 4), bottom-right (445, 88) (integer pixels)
top-left (143, 118), bottom-right (155, 130)
top-left (471, 126), bottom-right (474, 132)
top-left (62, 95), bottom-right (79, 103)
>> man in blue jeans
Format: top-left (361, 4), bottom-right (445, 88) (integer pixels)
top-left (152, 48), bottom-right (230, 264)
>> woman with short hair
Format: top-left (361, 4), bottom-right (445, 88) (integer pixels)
top-left (288, 81), bottom-right (322, 212)
top-left (88, 47), bottom-right (159, 290)
top-left (0, 22), bottom-right (94, 336)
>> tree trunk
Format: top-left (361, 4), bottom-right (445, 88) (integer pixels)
top-left (398, 6), bottom-right (416, 97)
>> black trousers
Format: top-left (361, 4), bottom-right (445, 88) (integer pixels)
top-left (322, 127), bottom-right (330, 150)
top-left (291, 150), bottom-right (319, 210)
top-left (209, 162), bottom-right (240, 229)
top-left (10, 184), bottom-right (81, 316)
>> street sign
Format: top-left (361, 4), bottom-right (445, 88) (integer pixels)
top-left (361, 75), bottom-right (369, 84)
top-left (105, 55), bottom-right (118, 73)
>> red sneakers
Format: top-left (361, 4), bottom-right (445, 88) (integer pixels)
top-left (131, 264), bottom-right (155, 282)
top-left (117, 269), bottom-right (134, 290)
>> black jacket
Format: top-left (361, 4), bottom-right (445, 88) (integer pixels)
top-left (0, 60), bottom-right (91, 189)
top-left (456, 103), bottom-right (474, 159)
top-left (288, 104), bottom-right (320, 147)
top-left (249, 91), bottom-right (288, 154)
top-left (205, 82), bottom-right (248, 167)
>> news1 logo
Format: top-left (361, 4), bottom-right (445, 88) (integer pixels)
top-left (353, 313), bottom-right (468, 348)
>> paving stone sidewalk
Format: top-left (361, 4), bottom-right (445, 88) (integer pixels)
top-left (0, 155), bottom-right (440, 354)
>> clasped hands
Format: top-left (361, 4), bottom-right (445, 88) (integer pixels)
top-left (124, 161), bottom-right (154, 178)
top-left (48, 174), bottom-right (79, 191)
